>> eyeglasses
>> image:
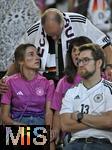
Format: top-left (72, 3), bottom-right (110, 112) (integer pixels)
top-left (77, 57), bottom-right (94, 66)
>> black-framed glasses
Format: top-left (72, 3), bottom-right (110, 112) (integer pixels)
top-left (77, 57), bottom-right (94, 66)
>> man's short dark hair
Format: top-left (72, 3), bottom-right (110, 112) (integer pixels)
top-left (79, 43), bottom-right (105, 70)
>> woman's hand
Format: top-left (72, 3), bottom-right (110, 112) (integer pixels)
top-left (0, 77), bottom-right (9, 94)
top-left (50, 128), bottom-right (59, 143)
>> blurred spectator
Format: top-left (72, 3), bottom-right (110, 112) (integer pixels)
top-left (107, 0), bottom-right (112, 22)
top-left (68, 0), bottom-right (112, 33)
top-left (110, 0), bottom-right (112, 22)
top-left (68, 0), bottom-right (89, 16)
top-left (35, 0), bottom-right (67, 14)
top-left (104, 64), bottom-right (112, 81)
top-left (35, 0), bottom-right (46, 13)
top-left (106, 0), bottom-right (112, 43)
top-left (56, 0), bottom-right (68, 12)
top-left (87, 0), bottom-right (112, 32)
top-left (35, 0), bottom-right (56, 14)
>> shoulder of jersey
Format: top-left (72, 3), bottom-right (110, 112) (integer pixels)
top-left (70, 81), bottom-right (82, 89)
top-left (27, 21), bottom-right (40, 36)
top-left (68, 12), bottom-right (86, 23)
top-left (37, 73), bottom-right (47, 80)
top-left (102, 36), bottom-right (111, 43)
top-left (5, 73), bottom-right (20, 82)
top-left (102, 79), bottom-right (112, 94)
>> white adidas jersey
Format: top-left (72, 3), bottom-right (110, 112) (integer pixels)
top-left (60, 79), bottom-right (112, 142)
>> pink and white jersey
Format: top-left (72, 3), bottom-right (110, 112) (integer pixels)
top-left (1, 73), bottom-right (54, 115)
top-left (51, 74), bottom-right (82, 111)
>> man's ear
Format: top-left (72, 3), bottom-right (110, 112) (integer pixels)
top-left (97, 59), bottom-right (103, 68)
top-left (60, 21), bottom-right (64, 30)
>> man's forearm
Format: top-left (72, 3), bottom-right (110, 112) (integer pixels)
top-left (60, 113), bottom-right (89, 132)
top-left (82, 111), bottom-right (112, 129)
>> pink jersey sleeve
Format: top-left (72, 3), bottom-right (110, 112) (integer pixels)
top-left (46, 79), bottom-right (55, 102)
top-left (51, 78), bottom-right (64, 111)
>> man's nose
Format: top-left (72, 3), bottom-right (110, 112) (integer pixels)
top-left (36, 54), bottom-right (40, 60)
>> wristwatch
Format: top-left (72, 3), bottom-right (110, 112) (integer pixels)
top-left (76, 112), bottom-right (83, 123)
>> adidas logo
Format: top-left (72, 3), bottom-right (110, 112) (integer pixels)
top-left (17, 91), bottom-right (24, 95)
top-left (74, 95), bottom-right (80, 99)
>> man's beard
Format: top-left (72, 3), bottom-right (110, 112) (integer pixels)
top-left (79, 69), bottom-right (96, 79)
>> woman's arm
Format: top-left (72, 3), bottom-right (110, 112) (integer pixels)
top-left (1, 104), bottom-right (13, 125)
top-left (45, 101), bottom-right (53, 128)
top-left (1, 104), bottom-right (24, 125)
